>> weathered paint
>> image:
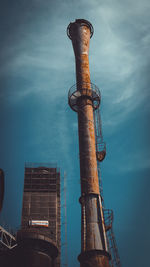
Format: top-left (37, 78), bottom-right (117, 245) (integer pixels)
top-left (80, 195), bottom-right (108, 252)
top-left (79, 253), bottom-right (110, 267)
top-left (67, 19), bottom-right (110, 267)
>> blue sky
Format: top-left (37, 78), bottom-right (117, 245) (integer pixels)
top-left (0, 0), bottom-right (150, 266)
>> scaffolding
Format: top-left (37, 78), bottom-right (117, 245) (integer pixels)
top-left (21, 164), bottom-right (61, 267)
top-left (0, 225), bottom-right (17, 250)
top-left (61, 172), bottom-right (68, 267)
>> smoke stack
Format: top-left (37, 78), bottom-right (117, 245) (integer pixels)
top-left (67, 19), bottom-right (110, 267)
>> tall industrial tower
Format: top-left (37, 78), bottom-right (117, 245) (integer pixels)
top-left (67, 19), bottom-right (110, 267)
top-left (12, 164), bottom-right (61, 267)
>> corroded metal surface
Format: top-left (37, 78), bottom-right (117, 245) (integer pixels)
top-left (69, 21), bottom-right (91, 88)
top-left (68, 20), bottom-right (100, 195)
top-left (79, 253), bottom-right (110, 267)
top-left (67, 19), bottom-right (110, 267)
top-left (80, 195), bottom-right (108, 252)
top-left (78, 103), bottom-right (100, 195)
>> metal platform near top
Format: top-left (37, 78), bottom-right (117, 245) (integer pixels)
top-left (68, 82), bottom-right (101, 112)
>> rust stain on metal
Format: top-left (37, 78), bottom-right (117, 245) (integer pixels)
top-left (67, 19), bottom-right (110, 267)
top-left (80, 255), bottom-right (110, 267)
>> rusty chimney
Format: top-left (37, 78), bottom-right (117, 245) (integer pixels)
top-left (67, 19), bottom-right (110, 267)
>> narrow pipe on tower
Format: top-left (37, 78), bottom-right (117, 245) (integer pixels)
top-left (67, 19), bottom-right (110, 267)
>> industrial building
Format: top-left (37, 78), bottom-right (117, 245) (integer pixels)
top-left (0, 19), bottom-right (121, 267)
top-left (0, 164), bottom-right (61, 267)
top-left (67, 19), bottom-right (121, 267)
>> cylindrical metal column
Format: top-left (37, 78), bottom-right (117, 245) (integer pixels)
top-left (67, 19), bottom-right (110, 267)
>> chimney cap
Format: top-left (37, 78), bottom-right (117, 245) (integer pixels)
top-left (67, 19), bottom-right (94, 40)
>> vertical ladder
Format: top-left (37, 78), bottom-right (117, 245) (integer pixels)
top-left (94, 107), bottom-right (121, 267)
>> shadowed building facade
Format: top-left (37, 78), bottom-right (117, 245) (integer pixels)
top-left (13, 164), bottom-right (61, 267)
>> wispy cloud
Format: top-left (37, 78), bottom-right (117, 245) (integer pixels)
top-left (0, 0), bottom-right (149, 131)
top-left (117, 150), bottom-right (150, 173)
top-left (84, 0), bottom-right (150, 130)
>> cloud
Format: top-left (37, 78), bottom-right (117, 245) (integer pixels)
top-left (119, 150), bottom-right (150, 173)
top-left (0, 3), bottom-right (149, 267)
top-left (0, 0), bottom-right (150, 124)
top-left (84, 0), bottom-right (150, 130)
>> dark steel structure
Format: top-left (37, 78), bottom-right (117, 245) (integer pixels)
top-left (13, 164), bottom-right (61, 267)
top-left (67, 19), bottom-right (110, 267)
